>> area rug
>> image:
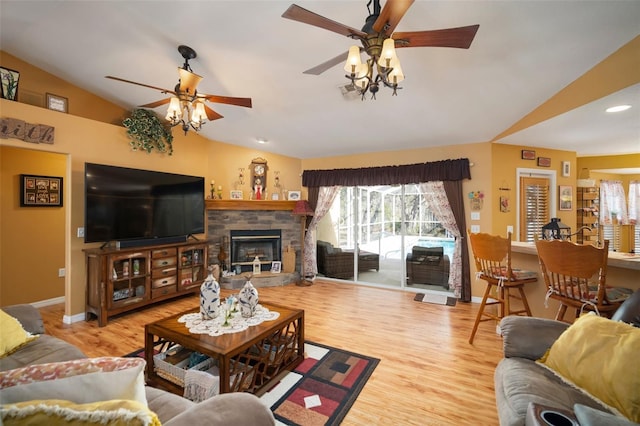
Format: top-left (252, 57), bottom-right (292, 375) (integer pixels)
top-left (414, 292), bottom-right (457, 306)
top-left (124, 341), bottom-right (379, 426)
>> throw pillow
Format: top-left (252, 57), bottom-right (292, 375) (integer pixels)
top-left (537, 314), bottom-right (640, 422)
top-left (0, 357), bottom-right (147, 406)
top-left (0, 399), bottom-right (161, 426)
top-left (0, 310), bottom-right (38, 358)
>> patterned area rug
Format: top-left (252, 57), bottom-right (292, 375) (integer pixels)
top-left (260, 341), bottom-right (379, 426)
top-left (124, 341), bottom-right (379, 426)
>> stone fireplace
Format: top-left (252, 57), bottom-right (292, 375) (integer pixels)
top-left (206, 200), bottom-right (303, 288)
top-left (230, 229), bottom-right (282, 273)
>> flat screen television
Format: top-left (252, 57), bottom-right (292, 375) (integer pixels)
top-left (84, 163), bottom-right (205, 245)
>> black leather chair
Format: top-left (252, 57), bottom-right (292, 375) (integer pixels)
top-left (406, 246), bottom-right (450, 288)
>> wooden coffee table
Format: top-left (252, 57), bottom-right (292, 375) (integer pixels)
top-left (145, 302), bottom-right (304, 395)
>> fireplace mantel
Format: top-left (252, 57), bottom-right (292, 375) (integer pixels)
top-left (206, 200), bottom-right (298, 211)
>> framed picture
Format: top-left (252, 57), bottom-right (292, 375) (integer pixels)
top-left (20, 174), bottom-right (63, 207)
top-left (270, 261), bottom-right (282, 274)
top-left (288, 191), bottom-right (301, 201)
top-left (521, 149), bottom-right (535, 160)
top-left (537, 157), bottom-right (551, 167)
top-left (562, 161), bottom-right (570, 177)
top-left (230, 190), bottom-right (243, 200)
top-left (559, 185), bottom-right (573, 211)
top-left (46, 93), bottom-right (68, 113)
top-left (0, 67), bottom-right (20, 101)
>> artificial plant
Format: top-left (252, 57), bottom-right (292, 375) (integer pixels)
top-left (123, 108), bottom-right (174, 155)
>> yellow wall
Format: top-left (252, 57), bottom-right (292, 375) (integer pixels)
top-left (0, 99), bottom-right (302, 318)
top-left (491, 144), bottom-right (576, 239)
top-left (0, 147), bottom-right (66, 305)
top-left (0, 51), bottom-right (127, 126)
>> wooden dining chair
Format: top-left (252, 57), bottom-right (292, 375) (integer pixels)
top-left (468, 231), bottom-right (536, 344)
top-left (535, 238), bottom-right (632, 322)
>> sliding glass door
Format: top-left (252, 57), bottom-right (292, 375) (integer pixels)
top-left (317, 184), bottom-right (453, 291)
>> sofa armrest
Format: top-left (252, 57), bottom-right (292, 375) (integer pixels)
top-left (163, 392), bottom-right (275, 426)
top-left (1, 304), bottom-right (45, 335)
top-left (500, 316), bottom-right (569, 360)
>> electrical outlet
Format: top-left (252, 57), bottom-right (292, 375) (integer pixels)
top-left (507, 225), bottom-right (514, 234)
top-left (471, 212), bottom-right (480, 221)
top-left (471, 225), bottom-right (480, 233)
top-left (77, 227), bottom-right (85, 238)
top-left (58, 268), bottom-right (65, 277)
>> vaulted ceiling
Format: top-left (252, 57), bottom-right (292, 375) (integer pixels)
top-left (1, 1), bottom-right (638, 159)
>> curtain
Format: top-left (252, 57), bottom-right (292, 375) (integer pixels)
top-left (418, 181), bottom-right (470, 301)
top-left (629, 180), bottom-right (639, 225)
top-left (600, 180), bottom-right (629, 225)
top-left (303, 186), bottom-right (340, 278)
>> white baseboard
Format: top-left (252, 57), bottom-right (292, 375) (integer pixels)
top-left (26, 296), bottom-right (85, 324)
top-left (31, 296), bottom-right (65, 308)
top-left (63, 312), bottom-right (86, 324)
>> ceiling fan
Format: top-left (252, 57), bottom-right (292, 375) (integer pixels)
top-left (282, 0), bottom-right (479, 98)
top-left (106, 45), bottom-right (252, 134)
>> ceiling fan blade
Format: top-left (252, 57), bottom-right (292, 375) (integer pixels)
top-left (372, 0), bottom-right (415, 35)
top-left (393, 25), bottom-right (480, 49)
top-left (139, 98), bottom-right (172, 109)
top-left (282, 4), bottom-right (366, 38)
top-left (178, 68), bottom-right (203, 94)
top-left (105, 76), bottom-right (175, 95)
top-left (204, 104), bottom-right (224, 121)
top-left (201, 94), bottom-right (252, 109)
top-left (303, 51), bottom-right (351, 75)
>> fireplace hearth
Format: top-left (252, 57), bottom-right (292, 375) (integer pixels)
top-left (230, 229), bottom-right (282, 273)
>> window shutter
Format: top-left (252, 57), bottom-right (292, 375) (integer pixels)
top-left (520, 177), bottom-right (550, 242)
top-left (602, 225), bottom-right (621, 252)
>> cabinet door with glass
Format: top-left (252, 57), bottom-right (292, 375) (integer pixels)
top-left (107, 251), bottom-right (150, 309)
top-left (177, 244), bottom-right (208, 291)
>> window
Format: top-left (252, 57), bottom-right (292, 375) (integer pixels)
top-left (516, 168), bottom-right (557, 242)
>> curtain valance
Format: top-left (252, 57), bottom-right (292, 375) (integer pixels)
top-left (302, 158), bottom-right (471, 187)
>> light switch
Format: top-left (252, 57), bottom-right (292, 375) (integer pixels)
top-left (471, 225), bottom-right (480, 233)
top-left (471, 212), bottom-right (480, 221)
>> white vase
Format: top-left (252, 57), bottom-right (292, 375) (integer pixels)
top-left (200, 270), bottom-right (220, 320)
top-left (239, 280), bottom-right (258, 318)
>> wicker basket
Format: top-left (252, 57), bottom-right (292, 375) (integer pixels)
top-left (154, 346), bottom-right (215, 387)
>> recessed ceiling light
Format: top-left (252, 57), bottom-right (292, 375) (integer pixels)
top-left (256, 138), bottom-right (268, 144)
top-left (605, 105), bottom-right (631, 113)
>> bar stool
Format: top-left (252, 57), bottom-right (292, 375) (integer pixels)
top-left (468, 231), bottom-right (536, 344)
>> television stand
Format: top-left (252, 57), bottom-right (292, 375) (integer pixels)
top-left (84, 240), bottom-right (209, 326)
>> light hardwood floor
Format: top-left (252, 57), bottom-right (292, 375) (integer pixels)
top-left (39, 280), bottom-right (504, 425)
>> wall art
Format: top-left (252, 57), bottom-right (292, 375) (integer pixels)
top-left (20, 174), bottom-right (63, 207)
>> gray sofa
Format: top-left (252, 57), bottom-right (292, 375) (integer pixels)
top-left (0, 304), bottom-right (275, 425)
top-left (495, 289), bottom-right (640, 426)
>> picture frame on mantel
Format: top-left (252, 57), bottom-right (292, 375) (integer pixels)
top-left (288, 191), bottom-right (301, 201)
top-left (20, 174), bottom-right (63, 207)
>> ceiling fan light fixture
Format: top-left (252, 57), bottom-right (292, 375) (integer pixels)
top-left (378, 38), bottom-right (399, 68)
top-left (166, 97), bottom-right (183, 123)
top-left (389, 62), bottom-right (404, 84)
top-left (344, 45), bottom-right (363, 73)
top-left (191, 102), bottom-right (207, 126)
